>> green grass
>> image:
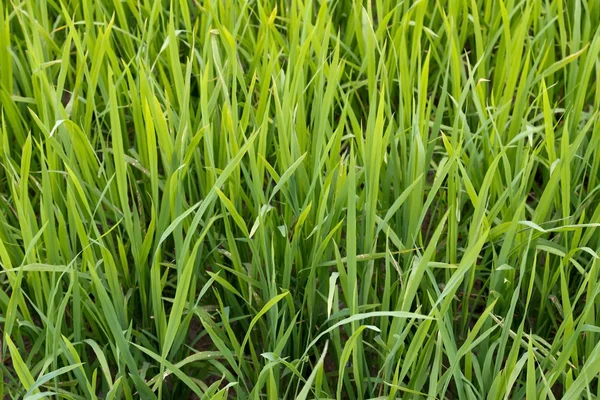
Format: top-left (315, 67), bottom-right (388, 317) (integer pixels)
top-left (1, 0), bottom-right (600, 398)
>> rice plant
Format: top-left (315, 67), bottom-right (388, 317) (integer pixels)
top-left (1, 0), bottom-right (600, 398)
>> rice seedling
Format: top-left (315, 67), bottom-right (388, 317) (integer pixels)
top-left (0, 0), bottom-right (599, 398)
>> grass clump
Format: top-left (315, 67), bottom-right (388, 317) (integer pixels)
top-left (1, 0), bottom-right (600, 398)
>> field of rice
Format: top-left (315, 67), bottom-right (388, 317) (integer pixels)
top-left (1, 0), bottom-right (600, 398)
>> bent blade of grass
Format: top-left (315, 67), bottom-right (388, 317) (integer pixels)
top-left (133, 343), bottom-right (204, 399)
top-left (297, 341), bottom-right (329, 400)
